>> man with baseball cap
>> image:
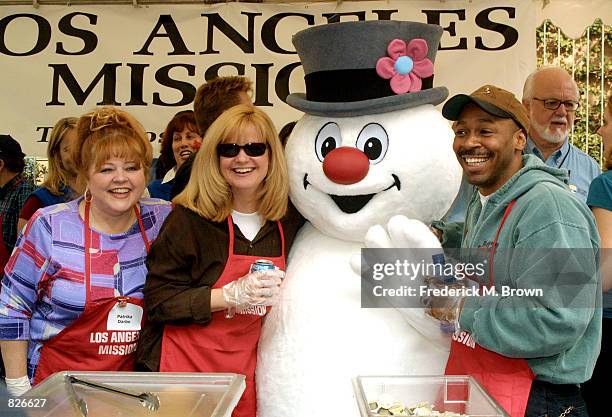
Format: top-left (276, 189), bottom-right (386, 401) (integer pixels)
top-left (0, 134), bottom-right (34, 269)
top-left (0, 134), bottom-right (34, 380)
top-left (429, 85), bottom-right (600, 417)
top-left (440, 85), bottom-right (532, 224)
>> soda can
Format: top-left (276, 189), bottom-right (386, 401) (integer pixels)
top-left (250, 259), bottom-right (276, 273)
top-left (226, 259), bottom-right (277, 320)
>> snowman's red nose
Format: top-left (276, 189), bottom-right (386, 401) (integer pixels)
top-left (322, 147), bottom-right (369, 185)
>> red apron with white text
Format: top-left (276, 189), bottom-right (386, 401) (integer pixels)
top-left (160, 216), bottom-right (286, 417)
top-left (34, 200), bottom-right (150, 384)
top-left (0, 178), bottom-right (24, 271)
top-left (445, 200), bottom-right (535, 417)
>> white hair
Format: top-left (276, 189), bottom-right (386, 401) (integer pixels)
top-left (522, 65), bottom-right (580, 101)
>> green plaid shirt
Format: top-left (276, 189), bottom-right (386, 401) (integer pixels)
top-left (0, 174), bottom-right (35, 255)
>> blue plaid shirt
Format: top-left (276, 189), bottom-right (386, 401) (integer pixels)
top-left (0, 174), bottom-right (35, 254)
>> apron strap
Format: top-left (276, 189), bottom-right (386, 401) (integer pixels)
top-left (227, 215), bottom-right (236, 257)
top-left (487, 199), bottom-right (517, 287)
top-left (134, 204), bottom-right (151, 252)
top-left (84, 198), bottom-right (93, 304)
top-left (277, 219), bottom-right (285, 258)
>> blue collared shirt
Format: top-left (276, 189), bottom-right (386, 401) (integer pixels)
top-left (525, 136), bottom-right (600, 202)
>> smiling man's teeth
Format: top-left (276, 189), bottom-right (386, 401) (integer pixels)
top-left (234, 168), bottom-right (254, 173)
top-left (463, 156), bottom-right (490, 165)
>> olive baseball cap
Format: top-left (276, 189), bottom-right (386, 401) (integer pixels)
top-left (442, 84), bottom-right (530, 133)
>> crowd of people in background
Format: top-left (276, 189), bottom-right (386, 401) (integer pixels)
top-left (0, 64), bottom-right (609, 417)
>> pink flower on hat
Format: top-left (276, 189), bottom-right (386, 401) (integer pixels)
top-left (376, 38), bottom-right (434, 95)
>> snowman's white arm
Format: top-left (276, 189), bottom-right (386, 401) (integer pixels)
top-left (357, 216), bottom-right (452, 351)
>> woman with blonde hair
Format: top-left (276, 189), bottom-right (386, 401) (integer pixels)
top-left (18, 117), bottom-right (78, 230)
top-left (583, 94), bottom-right (612, 416)
top-left (137, 104), bottom-right (303, 417)
top-left (0, 106), bottom-right (171, 395)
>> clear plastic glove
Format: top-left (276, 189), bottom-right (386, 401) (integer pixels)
top-left (222, 269), bottom-right (284, 310)
top-left (5, 375), bottom-right (32, 396)
top-left (423, 276), bottom-right (466, 333)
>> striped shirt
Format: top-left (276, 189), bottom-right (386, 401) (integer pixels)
top-left (0, 197), bottom-right (172, 378)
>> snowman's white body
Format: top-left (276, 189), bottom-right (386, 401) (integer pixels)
top-left (257, 224), bottom-right (449, 416)
top-left (257, 105), bottom-right (462, 417)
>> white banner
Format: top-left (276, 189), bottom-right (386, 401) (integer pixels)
top-left (0, 0), bottom-right (537, 156)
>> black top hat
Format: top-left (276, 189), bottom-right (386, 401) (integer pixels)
top-left (0, 134), bottom-right (25, 159)
top-left (287, 20), bottom-right (448, 117)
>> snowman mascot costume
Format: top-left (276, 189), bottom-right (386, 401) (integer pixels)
top-left (257, 21), bottom-right (462, 417)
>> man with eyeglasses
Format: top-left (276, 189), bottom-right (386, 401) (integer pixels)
top-left (440, 66), bottom-right (599, 233)
top-left (522, 66), bottom-right (600, 202)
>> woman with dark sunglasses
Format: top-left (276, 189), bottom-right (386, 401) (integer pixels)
top-left (136, 105), bottom-right (304, 417)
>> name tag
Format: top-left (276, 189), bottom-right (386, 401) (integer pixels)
top-left (106, 302), bottom-right (143, 331)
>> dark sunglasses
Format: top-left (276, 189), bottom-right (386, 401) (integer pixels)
top-left (217, 142), bottom-right (268, 158)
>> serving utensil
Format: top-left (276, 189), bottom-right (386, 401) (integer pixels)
top-left (66, 375), bottom-right (160, 413)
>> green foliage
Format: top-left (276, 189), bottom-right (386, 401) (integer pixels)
top-left (536, 19), bottom-right (612, 166)
top-left (23, 157), bottom-right (47, 186)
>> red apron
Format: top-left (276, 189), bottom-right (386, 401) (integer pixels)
top-left (33, 199), bottom-right (150, 384)
top-left (160, 216), bottom-right (286, 417)
top-left (0, 178), bottom-right (24, 271)
top-left (445, 200), bottom-right (535, 417)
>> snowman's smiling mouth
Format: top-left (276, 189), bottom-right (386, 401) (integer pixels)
top-left (302, 173), bottom-right (401, 214)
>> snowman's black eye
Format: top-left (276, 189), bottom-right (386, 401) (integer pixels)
top-left (361, 138), bottom-right (382, 160)
top-left (315, 122), bottom-right (341, 162)
top-left (321, 138), bottom-right (336, 158)
top-left (356, 123), bottom-right (388, 164)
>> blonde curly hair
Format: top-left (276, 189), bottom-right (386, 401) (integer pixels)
top-left (74, 106), bottom-right (152, 194)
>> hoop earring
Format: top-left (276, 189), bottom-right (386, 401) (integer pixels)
top-left (84, 186), bottom-right (92, 202)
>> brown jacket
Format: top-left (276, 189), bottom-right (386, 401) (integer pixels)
top-left (135, 203), bottom-right (304, 371)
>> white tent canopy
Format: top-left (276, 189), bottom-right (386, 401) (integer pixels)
top-left (537, 0), bottom-right (610, 38)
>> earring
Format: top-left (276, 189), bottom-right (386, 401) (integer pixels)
top-left (84, 186), bottom-right (92, 202)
